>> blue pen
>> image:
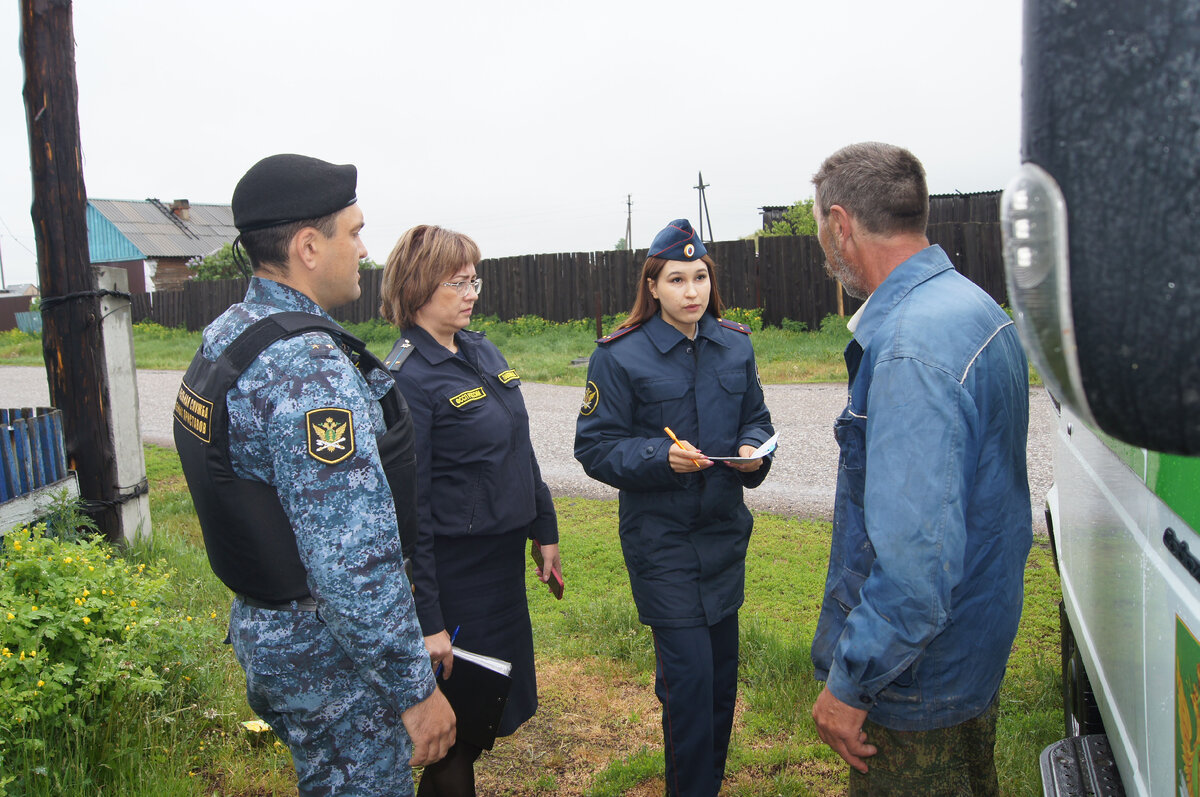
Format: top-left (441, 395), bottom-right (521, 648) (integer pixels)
top-left (435, 625), bottom-right (460, 679)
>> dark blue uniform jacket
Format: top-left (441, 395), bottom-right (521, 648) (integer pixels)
top-left (574, 313), bottom-right (774, 627)
top-left (390, 325), bottom-right (558, 635)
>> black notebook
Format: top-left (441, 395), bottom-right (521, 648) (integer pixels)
top-left (436, 646), bottom-right (513, 750)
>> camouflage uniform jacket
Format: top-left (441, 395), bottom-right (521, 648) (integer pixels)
top-left (206, 276), bottom-right (435, 716)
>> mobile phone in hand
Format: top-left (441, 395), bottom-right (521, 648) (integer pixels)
top-left (530, 540), bottom-right (564, 600)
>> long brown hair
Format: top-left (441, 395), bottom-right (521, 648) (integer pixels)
top-left (616, 254), bottom-right (726, 331)
top-left (380, 225), bottom-right (481, 329)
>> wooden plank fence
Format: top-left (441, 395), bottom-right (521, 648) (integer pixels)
top-left (129, 222), bottom-right (1008, 332)
top-left (0, 407), bottom-right (78, 535)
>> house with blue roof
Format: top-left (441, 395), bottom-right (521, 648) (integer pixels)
top-left (87, 198), bottom-right (236, 292)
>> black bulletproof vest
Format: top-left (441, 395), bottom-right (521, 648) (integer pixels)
top-left (172, 312), bottom-right (418, 602)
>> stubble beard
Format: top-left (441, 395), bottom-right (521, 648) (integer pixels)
top-left (823, 236), bottom-right (869, 300)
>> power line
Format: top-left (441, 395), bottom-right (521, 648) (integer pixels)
top-left (0, 214), bottom-right (38, 255)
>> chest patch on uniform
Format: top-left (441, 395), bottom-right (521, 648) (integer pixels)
top-left (306, 408), bottom-right (355, 465)
top-left (173, 380), bottom-right (213, 443)
top-left (579, 380), bottom-right (599, 416)
top-left (449, 387), bottom-right (486, 408)
top-left (497, 369), bottom-right (519, 384)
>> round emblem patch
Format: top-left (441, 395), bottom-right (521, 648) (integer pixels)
top-left (684, 243), bottom-right (696, 259)
top-left (580, 381), bottom-right (599, 416)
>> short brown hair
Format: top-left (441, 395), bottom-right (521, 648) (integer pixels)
top-left (240, 212), bottom-right (340, 274)
top-left (380, 225), bottom-right (481, 329)
top-left (616, 254), bottom-right (726, 331)
top-left (812, 142), bottom-right (929, 236)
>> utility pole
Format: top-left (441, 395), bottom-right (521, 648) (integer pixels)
top-left (0, 238), bottom-right (6, 292)
top-left (625, 194), bottom-right (633, 251)
top-left (20, 0), bottom-right (150, 543)
top-left (694, 172), bottom-right (714, 243)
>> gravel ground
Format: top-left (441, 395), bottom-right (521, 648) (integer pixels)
top-left (3, 365), bottom-right (1053, 531)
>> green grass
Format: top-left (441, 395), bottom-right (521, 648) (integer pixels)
top-left (0, 314), bottom-right (862, 386)
top-left (529, 498), bottom-right (1062, 796)
top-left (4, 447), bottom-right (1062, 795)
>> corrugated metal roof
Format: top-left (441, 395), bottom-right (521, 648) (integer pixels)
top-left (88, 199), bottom-right (237, 260)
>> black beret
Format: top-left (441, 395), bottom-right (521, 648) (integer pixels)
top-left (232, 154), bottom-right (358, 233)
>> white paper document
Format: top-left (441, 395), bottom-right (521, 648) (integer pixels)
top-left (705, 432), bottom-right (779, 463)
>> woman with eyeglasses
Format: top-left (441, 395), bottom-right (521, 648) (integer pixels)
top-left (574, 219), bottom-right (774, 797)
top-left (380, 225), bottom-right (560, 796)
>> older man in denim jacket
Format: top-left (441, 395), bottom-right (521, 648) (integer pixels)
top-left (809, 143), bottom-right (1032, 796)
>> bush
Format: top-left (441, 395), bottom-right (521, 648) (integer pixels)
top-left (131, 319), bottom-right (185, 338)
top-left (779, 318), bottom-right (809, 333)
top-left (0, 524), bottom-right (206, 793)
top-left (722, 307), bottom-right (763, 332)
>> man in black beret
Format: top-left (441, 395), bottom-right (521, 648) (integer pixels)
top-left (174, 154), bottom-right (455, 795)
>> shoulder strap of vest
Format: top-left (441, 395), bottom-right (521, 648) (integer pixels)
top-left (383, 338), bottom-right (415, 371)
top-left (222, 312), bottom-right (349, 371)
top-left (221, 311), bottom-right (394, 379)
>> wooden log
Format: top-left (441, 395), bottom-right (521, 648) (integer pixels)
top-left (21, 0), bottom-right (123, 540)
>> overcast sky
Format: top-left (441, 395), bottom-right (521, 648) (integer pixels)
top-left (0, 1), bottom-right (1022, 288)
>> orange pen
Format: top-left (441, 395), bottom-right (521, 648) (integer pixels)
top-left (663, 426), bottom-right (687, 450)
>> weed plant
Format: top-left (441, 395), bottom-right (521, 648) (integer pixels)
top-left (0, 524), bottom-right (208, 795)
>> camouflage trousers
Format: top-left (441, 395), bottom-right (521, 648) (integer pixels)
top-left (228, 599), bottom-right (416, 797)
top-left (849, 698), bottom-right (1000, 797)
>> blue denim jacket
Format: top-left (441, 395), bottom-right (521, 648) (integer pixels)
top-left (810, 246), bottom-right (1032, 731)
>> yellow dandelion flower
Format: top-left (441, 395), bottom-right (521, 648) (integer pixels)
top-left (137, 563), bottom-right (145, 572)
top-left (74, 598), bottom-right (83, 606)
top-left (20, 651), bottom-right (25, 660)
top-left (186, 616), bottom-right (193, 622)
top-left (29, 650), bottom-right (35, 657)
top-left (37, 680), bottom-right (44, 687)
top-left (63, 556), bottom-right (73, 564)
top-left (31, 605), bottom-right (38, 611)
top-left (12, 541), bottom-right (20, 551)
top-left (210, 611), bottom-right (217, 619)
top-left (5, 613), bottom-right (13, 620)
top-left (87, 565), bottom-right (94, 571)
top-left (82, 589), bottom-right (90, 597)
top-left (129, 600), bottom-right (138, 608)
top-left (1, 648), bottom-right (10, 657)
top-left (82, 617), bottom-right (91, 625)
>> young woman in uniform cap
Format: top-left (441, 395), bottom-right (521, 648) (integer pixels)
top-left (574, 219), bottom-right (775, 796)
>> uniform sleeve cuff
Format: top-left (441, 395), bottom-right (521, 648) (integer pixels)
top-left (825, 661), bottom-right (875, 711)
top-left (394, 667), bottom-right (437, 715)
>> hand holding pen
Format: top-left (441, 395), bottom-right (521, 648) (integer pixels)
top-left (429, 624), bottom-right (459, 679)
top-left (664, 426), bottom-right (712, 473)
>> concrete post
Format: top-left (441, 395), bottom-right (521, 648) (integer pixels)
top-left (96, 266), bottom-right (151, 543)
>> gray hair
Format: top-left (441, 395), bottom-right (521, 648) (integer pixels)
top-left (812, 142), bottom-right (929, 236)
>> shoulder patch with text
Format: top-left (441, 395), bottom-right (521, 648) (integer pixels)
top-left (306, 408), bottom-right (355, 465)
top-left (579, 380), bottom-right (599, 416)
top-left (449, 387), bottom-right (487, 408)
top-left (173, 380), bottom-right (213, 443)
top-left (497, 369), bottom-right (519, 384)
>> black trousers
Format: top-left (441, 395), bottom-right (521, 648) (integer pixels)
top-left (651, 613), bottom-right (740, 797)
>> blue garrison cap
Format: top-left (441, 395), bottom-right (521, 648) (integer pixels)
top-left (649, 219), bottom-right (707, 261)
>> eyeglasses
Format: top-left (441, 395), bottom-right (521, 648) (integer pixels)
top-left (442, 278), bottom-right (483, 296)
